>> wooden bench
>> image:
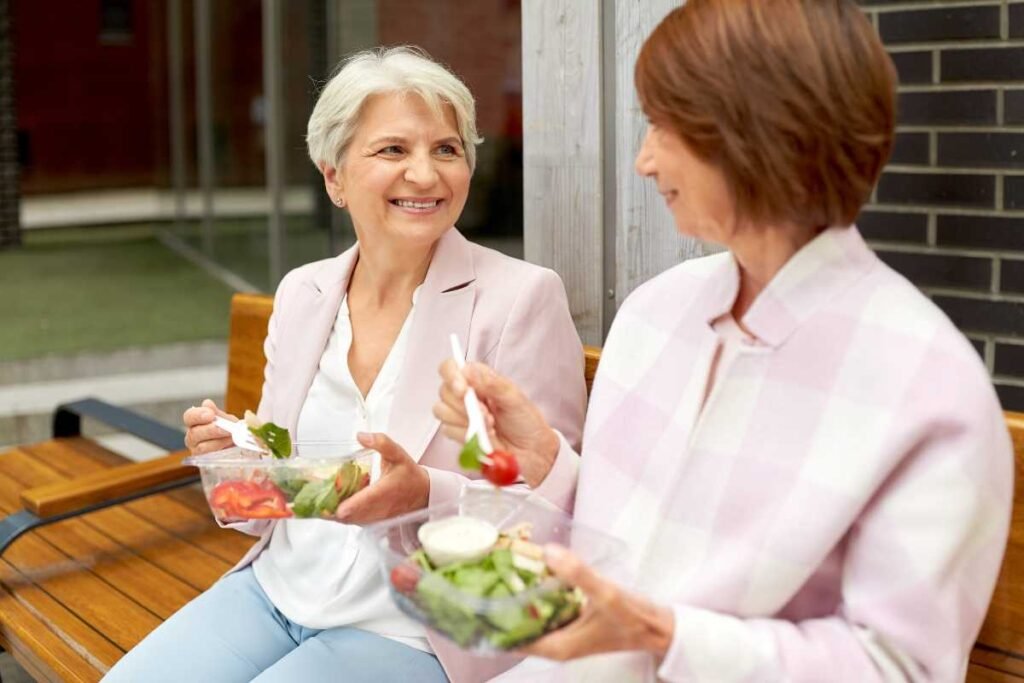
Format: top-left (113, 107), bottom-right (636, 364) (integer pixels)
top-left (0, 292), bottom-right (1020, 681)
top-left (0, 293), bottom-right (273, 681)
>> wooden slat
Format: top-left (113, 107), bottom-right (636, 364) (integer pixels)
top-left (21, 451), bottom-right (194, 518)
top-left (971, 646), bottom-right (1024, 679)
top-left (975, 412), bottom-right (1024, 663)
top-left (0, 574), bottom-right (108, 682)
top-left (583, 345), bottom-right (600, 394)
top-left (225, 292), bottom-right (272, 416)
top-left (6, 446), bottom-right (241, 589)
top-left (969, 661), bottom-right (1024, 682)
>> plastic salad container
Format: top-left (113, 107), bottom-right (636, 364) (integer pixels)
top-left (184, 441), bottom-right (377, 523)
top-left (367, 488), bottom-right (625, 654)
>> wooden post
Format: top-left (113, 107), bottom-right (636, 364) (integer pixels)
top-left (522, 0), bottom-right (705, 344)
top-left (522, 0), bottom-right (605, 345)
top-left (611, 0), bottom-right (707, 313)
top-left (0, 0), bottom-right (20, 249)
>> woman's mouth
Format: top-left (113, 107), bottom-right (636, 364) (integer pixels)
top-left (390, 198), bottom-right (443, 213)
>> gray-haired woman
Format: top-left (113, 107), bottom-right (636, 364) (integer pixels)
top-left (104, 47), bottom-right (587, 683)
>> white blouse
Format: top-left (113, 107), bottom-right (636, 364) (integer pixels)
top-left (251, 288), bottom-right (431, 653)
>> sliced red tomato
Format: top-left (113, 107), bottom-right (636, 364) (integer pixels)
top-left (209, 480), bottom-right (292, 520)
top-left (482, 450), bottom-right (519, 487)
top-left (390, 564), bottom-right (421, 594)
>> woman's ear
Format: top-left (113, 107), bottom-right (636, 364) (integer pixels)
top-left (321, 162), bottom-right (345, 207)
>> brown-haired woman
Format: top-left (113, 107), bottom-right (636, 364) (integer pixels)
top-left (435, 1), bottom-right (1012, 680)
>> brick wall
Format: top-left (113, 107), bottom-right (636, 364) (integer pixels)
top-left (858, 0), bottom-right (1024, 410)
top-left (0, 0), bottom-right (18, 249)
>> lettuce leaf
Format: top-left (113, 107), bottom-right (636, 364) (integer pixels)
top-left (458, 434), bottom-right (486, 471)
top-left (248, 421), bottom-right (292, 459)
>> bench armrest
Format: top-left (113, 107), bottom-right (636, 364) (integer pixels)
top-left (53, 398), bottom-right (185, 452)
top-left (20, 451), bottom-right (196, 518)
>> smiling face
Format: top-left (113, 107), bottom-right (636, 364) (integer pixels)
top-left (324, 91), bottom-right (471, 251)
top-left (634, 123), bottom-right (737, 246)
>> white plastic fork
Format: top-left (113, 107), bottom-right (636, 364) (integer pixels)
top-left (213, 416), bottom-right (264, 452)
top-left (449, 334), bottom-right (494, 455)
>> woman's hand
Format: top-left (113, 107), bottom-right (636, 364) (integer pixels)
top-left (434, 360), bottom-right (561, 487)
top-left (182, 399), bottom-right (235, 455)
top-left (334, 432), bottom-right (430, 524)
top-left (520, 545), bottom-right (675, 661)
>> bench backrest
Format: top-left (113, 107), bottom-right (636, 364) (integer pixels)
top-left (222, 293), bottom-right (1024, 665)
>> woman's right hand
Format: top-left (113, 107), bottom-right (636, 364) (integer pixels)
top-left (182, 399), bottom-right (235, 455)
top-left (434, 360), bottom-right (561, 488)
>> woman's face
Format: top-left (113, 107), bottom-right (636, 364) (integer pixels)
top-left (325, 92), bottom-right (471, 250)
top-left (634, 123), bottom-right (737, 246)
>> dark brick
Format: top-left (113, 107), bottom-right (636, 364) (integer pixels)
top-left (934, 295), bottom-right (1024, 336)
top-left (890, 51), bottom-right (933, 85)
top-left (1012, 2), bottom-right (1024, 39)
top-left (938, 133), bottom-right (1024, 169)
top-left (942, 48), bottom-right (1024, 82)
top-left (968, 336), bottom-right (987, 359)
top-left (937, 214), bottom-right (1024, 250)
top-left (880, 6), bottom-right (1000, 44)
top-left (889, 132), bottom-right (930, 165)
top-left (1001, 259), bottom-right (1024, 294)
top-left (857, 210), bottom-right (928, 243)
top-left (996, 384), bottom-right (1024, 411)
top-left (1008, 90), bottom-right (1024, 125)
top-left (877, 250), bottom-right (991, 290)
top-left (1008, 176), bottom-right (1024, 210)
top-left (997, 342), bottom-right (1024, 376)
top-left (898, 90), bottom-right (997, 126)
top-left (877, 172), bottom-right (995, 209)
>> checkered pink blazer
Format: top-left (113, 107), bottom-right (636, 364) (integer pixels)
top-left (515, 226), bottom-right (1013, 682)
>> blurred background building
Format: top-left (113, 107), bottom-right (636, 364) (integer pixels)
top-left (1, 0), bottom-right (1023, 451)
top-left (0, 0), bottom-right (524, 461)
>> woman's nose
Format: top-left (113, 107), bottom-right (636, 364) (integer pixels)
top-left (404, 152), bottom-right (439, 186)
top-left (635, 128), bottom-right (656, 177)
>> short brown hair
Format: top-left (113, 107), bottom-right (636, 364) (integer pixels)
top-left (635, 0), bottom-right (896, 228)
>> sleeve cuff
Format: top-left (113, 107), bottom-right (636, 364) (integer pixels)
top-left (218, 518), bottom-right (273, 537)
top-left (426, 466), bottom-right (470, 507)
top-left (657, 605), bottom-right (775, 682)
top-left (531, 430), bottom-right (580, 514)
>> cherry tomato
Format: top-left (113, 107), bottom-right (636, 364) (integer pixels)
top-left (390, 564), bottom-right (421, 594)
top-left (209, 480), bottom-right (291, 520)
top-left (482, 450), bottom-right (519, 487)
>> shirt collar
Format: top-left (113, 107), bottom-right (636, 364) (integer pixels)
top-left (702, 226), bottom-right (878, 348)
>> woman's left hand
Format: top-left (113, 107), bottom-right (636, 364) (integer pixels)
top-left (520, 545), bottom-right (675, 661)
top-left (333, 432), bottom-right (430, 524)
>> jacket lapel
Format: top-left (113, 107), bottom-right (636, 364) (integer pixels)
top-left (387, 229), bottom-right (476, 461)
top-left (278, 244), bottom-right (359, 436)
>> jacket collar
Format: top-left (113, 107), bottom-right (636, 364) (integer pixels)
top-left (288, 227), bottom-right (476, 459)
top-left (699, 226), bottom-right (878, 348)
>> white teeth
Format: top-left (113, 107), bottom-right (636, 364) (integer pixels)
top-left (394, 199), bottom-right (439, 209)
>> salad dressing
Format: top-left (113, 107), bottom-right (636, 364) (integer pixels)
top-left (418, 516), bottom-right (499, 566)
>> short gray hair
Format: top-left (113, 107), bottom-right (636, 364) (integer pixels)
top-left (306, 46), bottom-right (483, 173)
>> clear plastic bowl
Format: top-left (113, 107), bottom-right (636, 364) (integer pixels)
top-left (184, 441), bottom-right (377, 524)
top-left (366, 488), bottom-right (625, 654)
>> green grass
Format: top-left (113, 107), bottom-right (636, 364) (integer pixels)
top-left (0, 224), bottom-right (238, 360)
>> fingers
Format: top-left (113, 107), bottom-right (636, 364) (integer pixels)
top-left (357, 432), bottom-right (411, 465)
top-left (464, 363), bottom-right (522, 406)
top-left (201, 398), bottom-right (232, 419)
top-left (432, 400), bottom-right (468, 430)
top-left (518, 630), bottom-right (573, 661)
top-left (334, 486), bottom-right (375, 523)
top-left (185, 433), bottom-right (233, 455)
top-left (543, 544), bottom-right (615, 603)
top-left (438, 359), bottom-right (467, 394)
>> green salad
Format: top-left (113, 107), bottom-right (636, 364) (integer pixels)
top-left (389, 523), bottom-right (584, 649)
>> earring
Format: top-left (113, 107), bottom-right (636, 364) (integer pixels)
top-left (334, 196), bottom-right (345, 207)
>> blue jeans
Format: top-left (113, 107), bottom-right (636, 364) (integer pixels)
top-left (103, 566), bottom-right (448, 682)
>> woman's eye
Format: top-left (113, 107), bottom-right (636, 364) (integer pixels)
top-left (378, 145), bottom-right (403, 155)
top-left (436, 144), bottom-right (459, 156)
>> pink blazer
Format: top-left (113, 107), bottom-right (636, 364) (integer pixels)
top-left (224, 228), bottom-right (587, 683)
